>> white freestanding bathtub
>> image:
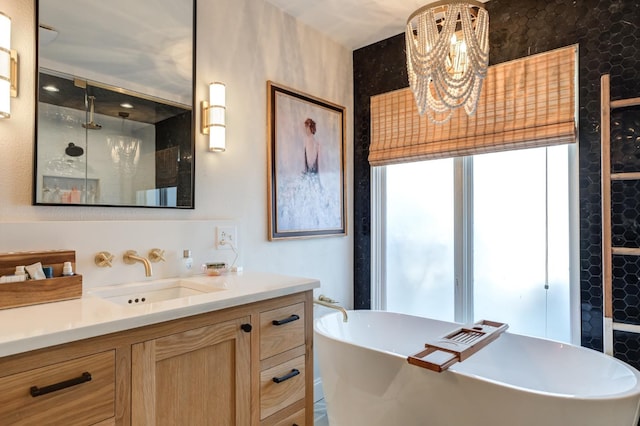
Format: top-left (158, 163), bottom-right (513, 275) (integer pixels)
top-left (314, 310), bottom-right (640, 426)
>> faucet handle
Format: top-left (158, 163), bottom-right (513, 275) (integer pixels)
top-left (94, 251), bottom-right (114, 267)
top-left (318, 294), bottom-right (338, 304)
top-left (123, 250), bottom-right (139, 265)
top-left (148, 248), bottom-right (165, 263)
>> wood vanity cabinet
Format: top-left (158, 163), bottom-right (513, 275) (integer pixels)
top-left (131, 315), bottom-right (252, 425)
top-left (0, 350), bottom-right (116, 425)
top-left (0, 290), bottom-right (313, 426)
top-left (259, 302), bottom-right (308, 425)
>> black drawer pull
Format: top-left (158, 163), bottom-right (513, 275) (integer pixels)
top-left (272, 368), bottom-right (300, 384)
top-left (241, 323), bottom-right (252, 333)
top-left (272, 314), bottom-right (300, 326)
top-left (30, 372), bottom-right (92, 397)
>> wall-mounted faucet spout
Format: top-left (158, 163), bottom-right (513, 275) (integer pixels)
top-left (123, 250), bottom-right (152, 277)
top-left (314, 294), bottom-right (348, 322)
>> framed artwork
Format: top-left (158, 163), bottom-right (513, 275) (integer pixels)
top-left (267, 81), bottom-right (346, 240)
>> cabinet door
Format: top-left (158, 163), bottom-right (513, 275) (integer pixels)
top-left (131, 316), bottom-right (251, 426)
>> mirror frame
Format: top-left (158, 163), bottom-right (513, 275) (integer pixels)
top-left (33, 0), bottom-right (197, 209)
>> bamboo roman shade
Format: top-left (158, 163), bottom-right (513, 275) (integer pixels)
top-left (369, 45), bottom-right (577, 166)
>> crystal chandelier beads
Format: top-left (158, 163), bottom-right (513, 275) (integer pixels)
top-left (406, 0), bottom-right (489, 123)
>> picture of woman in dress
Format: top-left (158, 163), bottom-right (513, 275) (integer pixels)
top-left (269, 84), bottom-right (344, 237)
top-left (303, 118), bottom-right (319, 175)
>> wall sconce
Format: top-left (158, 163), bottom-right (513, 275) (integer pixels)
top-left (201, 82), bottom-right (226, 152)
top-left (0, 11), bottom-right (17, 119)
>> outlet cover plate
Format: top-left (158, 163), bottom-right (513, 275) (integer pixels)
top-left (216, 226), bottom-right (237, 250)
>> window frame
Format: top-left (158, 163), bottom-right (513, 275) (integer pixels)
top-left (370, 144), bottom-right (581, 344)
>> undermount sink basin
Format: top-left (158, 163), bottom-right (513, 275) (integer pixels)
top-left (90, 278), bottom-right (225, 306)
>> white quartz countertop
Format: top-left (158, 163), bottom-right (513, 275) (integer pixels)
top-left (0, 271), bottom-right (319, 358)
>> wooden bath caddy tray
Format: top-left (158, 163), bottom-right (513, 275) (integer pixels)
top-left (0, 250), bottom-right (82, 310)
top-left (407, 320), bottom-right (508, 373)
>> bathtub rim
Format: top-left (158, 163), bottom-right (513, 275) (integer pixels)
top-left (314, 309), bottom-right (640, 401)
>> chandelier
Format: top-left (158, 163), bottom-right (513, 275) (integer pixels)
top-left (108, 136), bottom-right (141, 175)
top-left (406, 0), bottom-right (489, 123)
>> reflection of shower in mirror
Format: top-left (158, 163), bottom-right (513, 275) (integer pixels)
top-left (65, 142), bottom-right (84, 157)
top-left (108, 136), bottom-right (141, 174)
top-left (82, 95), bottom-right (102, 130)
top-left (36, 0), bottom-right (196, 208)
top-left (108, 135), bottom-right (141, 204)
top-left (43, 154), bottom-right (86, 177)
top-left (109, 111), bottom-right (141, 174)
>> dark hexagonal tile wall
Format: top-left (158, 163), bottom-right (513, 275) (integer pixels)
top-left (614, 331), bottom-right (640, 371)
top-left (353, 0), bottom-right (640, 355)
top-left (352, 34), bottom-right (407, 309)
top-left (611, 107), bottom-right (640, 174)
top-left (612, 180), bottom-right (640, 248)
top-left (612, 255), bottom-right (640, 324)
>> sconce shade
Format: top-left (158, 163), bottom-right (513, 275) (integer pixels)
top-left (208, 125), bottom-right (226, 152)
top-left (209, 82), bottom-right (225, 108)
top-left (0, 11), bottom-right (12, 118)
top-left (201, 82), bottom-right (226, 152)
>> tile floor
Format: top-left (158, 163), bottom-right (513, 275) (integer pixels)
top-left (314, 399), bottom-right (329, 425)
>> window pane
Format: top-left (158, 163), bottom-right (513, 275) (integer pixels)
top-left (385, 159), bottom-right (455, 321)
top-left (473, 146), bottom-right (570, 342)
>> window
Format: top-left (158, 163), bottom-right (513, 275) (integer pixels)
top-left (372, 145), bottom-right (579, 343)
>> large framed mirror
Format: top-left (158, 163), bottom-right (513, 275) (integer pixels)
top-left (34, 0), bottom-right (195, 208)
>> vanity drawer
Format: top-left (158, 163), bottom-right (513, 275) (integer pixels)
top-left (0, 350), bottom-right (115, 425)
top-left (260, 302), bottom-right (305, 360)
top-left (260, 355), bottom-right (306, 420)
top-left (268, 408), bottom-right (305, 426)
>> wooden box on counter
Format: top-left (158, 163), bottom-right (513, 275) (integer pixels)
top-left (0, 250), bottom-right (82, 310)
